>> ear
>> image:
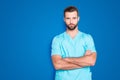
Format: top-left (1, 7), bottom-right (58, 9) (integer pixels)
top-left (63, 17), bottom-right (65, 22)
top-left (78, 16), bottom-right (80, 21)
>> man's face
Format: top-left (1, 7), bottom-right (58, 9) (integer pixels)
top-left (64, 11), bottom-right (79, 30)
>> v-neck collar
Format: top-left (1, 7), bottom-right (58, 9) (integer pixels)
top-left (64, 31), bottom-right (81, 41)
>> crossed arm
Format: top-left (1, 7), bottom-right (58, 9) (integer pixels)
top-left (51, 50), bottom-right (97, 70)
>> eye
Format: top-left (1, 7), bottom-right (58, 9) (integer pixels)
top-left (66, 18), bottom-right (70, 20)
top-left (73, 17), bottom-right (77, 19)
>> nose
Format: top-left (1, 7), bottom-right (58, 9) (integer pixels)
top-left (70, 19), bottom-right (73, 24)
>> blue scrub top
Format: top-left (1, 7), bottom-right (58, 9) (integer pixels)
top-left (51, 31), bottom-right (96, 80)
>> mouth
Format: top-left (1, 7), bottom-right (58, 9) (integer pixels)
top-left (69, 24), bottom-right (75, 26)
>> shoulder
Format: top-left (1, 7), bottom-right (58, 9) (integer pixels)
top-left (80, 31), bottom-right (92, 39)
top-left (80, 32), bottom-right (95, 44)
top-left (52, 32), bottom-right (65, 42)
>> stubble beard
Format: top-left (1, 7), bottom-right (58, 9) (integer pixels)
top-left (66, 23), bottom-right (78, 30)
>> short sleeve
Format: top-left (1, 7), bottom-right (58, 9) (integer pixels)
top-left (51, 37), bottom-right (62, 56)
top-left (84, 34), bottom-right (96, 53)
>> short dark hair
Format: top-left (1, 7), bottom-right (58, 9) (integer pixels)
top-left (64, 6), bottom-right (79, 17)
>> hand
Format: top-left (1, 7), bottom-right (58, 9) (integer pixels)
top-left (85, 50), bottom-right (92, 56)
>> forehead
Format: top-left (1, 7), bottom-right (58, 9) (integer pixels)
top-left (65, 11), bottom-right (78, 17)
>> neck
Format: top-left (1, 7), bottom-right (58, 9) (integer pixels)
top-left (66, 27), bottom-right (79, 39)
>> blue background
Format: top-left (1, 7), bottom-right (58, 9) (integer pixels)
top-left (0, 0), bottom-right (120, 80)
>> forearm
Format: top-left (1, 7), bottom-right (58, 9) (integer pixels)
top-left (64, 52), bottom-right (97, 67)
top-left (64, 56), bottom-right (92, 67)
top-left (54, 59), bottom-right (82, 70)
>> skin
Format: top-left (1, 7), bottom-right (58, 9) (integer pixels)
top-left (52, 11), bottom-right (97, 70)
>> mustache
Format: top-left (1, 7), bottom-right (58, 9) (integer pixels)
top-left (69, 23), bottom-right (75, 25)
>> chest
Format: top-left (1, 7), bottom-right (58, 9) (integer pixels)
top-left (60, 38), bottom-right (86, 58)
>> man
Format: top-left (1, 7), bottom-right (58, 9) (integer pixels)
top-left (51, 6), bottom-right (97, 80)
